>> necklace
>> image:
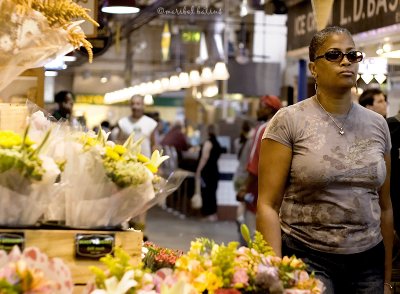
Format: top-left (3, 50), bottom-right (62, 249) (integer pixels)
top-left (314, 96), bottom-right (352, 136)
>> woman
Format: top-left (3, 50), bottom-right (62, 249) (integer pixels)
top-left (257, 26), bottom-right (393, 293)
top-left (196, 124), bottom-right (223, 221)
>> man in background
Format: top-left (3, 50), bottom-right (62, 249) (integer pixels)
top-left (111, 95), bottom-right (158, 157)
top-left (110, 95), bottom-right (158, 237)
top-left (358, 88), bottom-right (387, 118)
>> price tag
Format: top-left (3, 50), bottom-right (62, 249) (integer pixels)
top-left (75, 234), bottom-right (115, 259)
top-left (0, 232), bottom-right (25, 252)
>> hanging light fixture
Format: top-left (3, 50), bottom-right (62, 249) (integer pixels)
top-left (201, 67), bottom-right (214, 83)
top-left (179, 72), bottom-right (191, 88)
top-left (101, 0), bottom-right (140, 14)
top-left (189, 70), bottom-right (201, 86)
top-left (213, 62), bottom-right (230, 80)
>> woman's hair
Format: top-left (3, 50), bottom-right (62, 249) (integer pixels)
top-left (309, 26), bottom-right (353, 62)
top-left (54, 91), bottom-right (75, 104)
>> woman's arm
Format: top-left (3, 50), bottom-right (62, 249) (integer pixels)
top-left (380, 153), bottom-right (393, 292)
top-left (196, 140), bottom-right (212, 177)
top-left (256, 138), bottom-right (292, 257)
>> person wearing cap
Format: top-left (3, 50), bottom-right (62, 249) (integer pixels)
top-left (236, 94), bottom-right (282, 242)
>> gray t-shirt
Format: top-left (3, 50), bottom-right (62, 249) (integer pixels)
top-left (262, 96), bottom-right (391, 254)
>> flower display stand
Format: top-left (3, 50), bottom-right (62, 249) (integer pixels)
top-left (0, 228), bottom-right (143, 293)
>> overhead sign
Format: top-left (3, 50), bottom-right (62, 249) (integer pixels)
top-left (287, 0), bottom-right (400, 51)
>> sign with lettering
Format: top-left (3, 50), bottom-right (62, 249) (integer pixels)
top-left (75, 234), bottom-right (115, 258)
top-left (287, 0), bottom-right (400, 51)
top-left (0, 232), bottom-right (25, 252)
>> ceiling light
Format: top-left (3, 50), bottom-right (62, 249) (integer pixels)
top-left (161, 78), bottom-right (170, 91)
top-left (179, 72), bottom-right (191, 88)
top-left (189, 70), bottom-right (201, 86)
top-left (169, 75), bottom-right (181, 91)
top-left (383, 43), bottom-right (392, 52)
top-left (239, 0), bottom-right (250, 17)
top-left (381, 50), bottom-right (400, 58)
top-left (45, 71), bottom-right (58, 77)
top-left (201, 67), bottom-right (214, 83)
top-left (376, 46), bottom-right (384, 55)
top-left (213, 62), bottom-right (230, 80)
top-left (101, 0), bottom-right (140, 14)
top-left (144, 94), bottom-right (154, 105)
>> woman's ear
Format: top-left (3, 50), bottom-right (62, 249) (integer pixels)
top-left (308, 62), bottom-right (317, 79)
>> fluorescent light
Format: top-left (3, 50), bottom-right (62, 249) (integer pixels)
top-left (45, 71), bottom-right (58, 77)
top-left (63, 55), bottom-right (77, 62)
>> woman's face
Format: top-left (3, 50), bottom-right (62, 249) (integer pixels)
top-left (309, 33), bottom-right (359, 91)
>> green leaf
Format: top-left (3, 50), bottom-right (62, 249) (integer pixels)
top-left (240, 223), bottom-right (251, 245)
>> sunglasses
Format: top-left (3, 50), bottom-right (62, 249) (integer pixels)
top-left (315, 50), bottom-right (364, 63)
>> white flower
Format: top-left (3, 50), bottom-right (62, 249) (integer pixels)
top-left (39, 155), bottom-right (60, 184)
top-left (0, 35), bottom-right (13, 52)
top-left (91, 270), bottom-right (137, 294)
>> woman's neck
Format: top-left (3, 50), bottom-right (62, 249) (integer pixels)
top-left (315, 89), bottom-right (353, 114)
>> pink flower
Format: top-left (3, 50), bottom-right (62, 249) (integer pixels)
top-left (232, 268), bottom-right (249, 287)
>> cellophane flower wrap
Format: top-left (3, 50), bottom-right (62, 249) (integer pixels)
top-left (0, 0), bottom-right (98, 92)
top-left (0, 123), bottom-right (61, 226)
top-left (0, 246), bottom-right (73, 294)
top-left (86, 226), bottom-right (325, 294)
top-left (59, 129), bottom-right (170, 228)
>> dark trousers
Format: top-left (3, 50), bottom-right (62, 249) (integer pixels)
top-left (200, 180), bottom-right (218, 216)
top-left (282, 233), bottom-right (385, 294)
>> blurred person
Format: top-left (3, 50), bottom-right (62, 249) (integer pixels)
top-left (257, 26), bottom-right (393, 293)
top-left (52, 90), bottom-right (75, 121)
top-left (111, 95), bottom-right (157, 157)
top-left (160, 120), bottom-right (190, 167)
top-left (236, 95), bottom-right (282, 243)
top-left (195, 124), bottom-right (223, 221)
top-left (233, 120), bottom-right (253, 229)
top-left (359, 88), bottom-right (387, 118)
top-left (387, 110), bottom-right (400, 239)
top-left (110, 95), bottom-right (158, 237)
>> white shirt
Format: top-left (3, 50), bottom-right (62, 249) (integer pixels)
top-left (115, 115), bottom-right (157, 157)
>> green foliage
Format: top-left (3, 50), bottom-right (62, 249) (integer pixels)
top-left (240, 224), bottom-right (275, 256)
top-left (89, 247), bottom-right (134, 288)
top-left (0, 279), bottom-right (22, 294)
top-left (211, 241), bottom-right (239, 287)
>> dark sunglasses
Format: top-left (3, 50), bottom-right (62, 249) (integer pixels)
top-left (315, 50), bottom-right (364, 63)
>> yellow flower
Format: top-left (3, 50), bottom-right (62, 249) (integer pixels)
top-left (105, 146), bottom-right (120, 161)
top-left (0, 130), bottom-right (22, 148)
top-left (113, 144), bottom-right (127, 155)
top-left (137, 153), bottom-right (149, 163)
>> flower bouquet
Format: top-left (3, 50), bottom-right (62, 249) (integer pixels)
top-left (0, 0), bottom-right (98, 92)
top-left (0, 246), bottom-right (73, 293)
top-left (0, 126), bottom-right (61, 226)
top-left (86, 226), bottom-right (325, 294)
top-left (58, 129), bottom-right (172, 228)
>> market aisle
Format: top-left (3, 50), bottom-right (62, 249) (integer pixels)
top-left (146, 206), bottom-right (239, 252)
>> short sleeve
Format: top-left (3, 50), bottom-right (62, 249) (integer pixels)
top-left (262, 107), bottom-right (293, 149)
top-left (382, 118), bottom-right (392, 154)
